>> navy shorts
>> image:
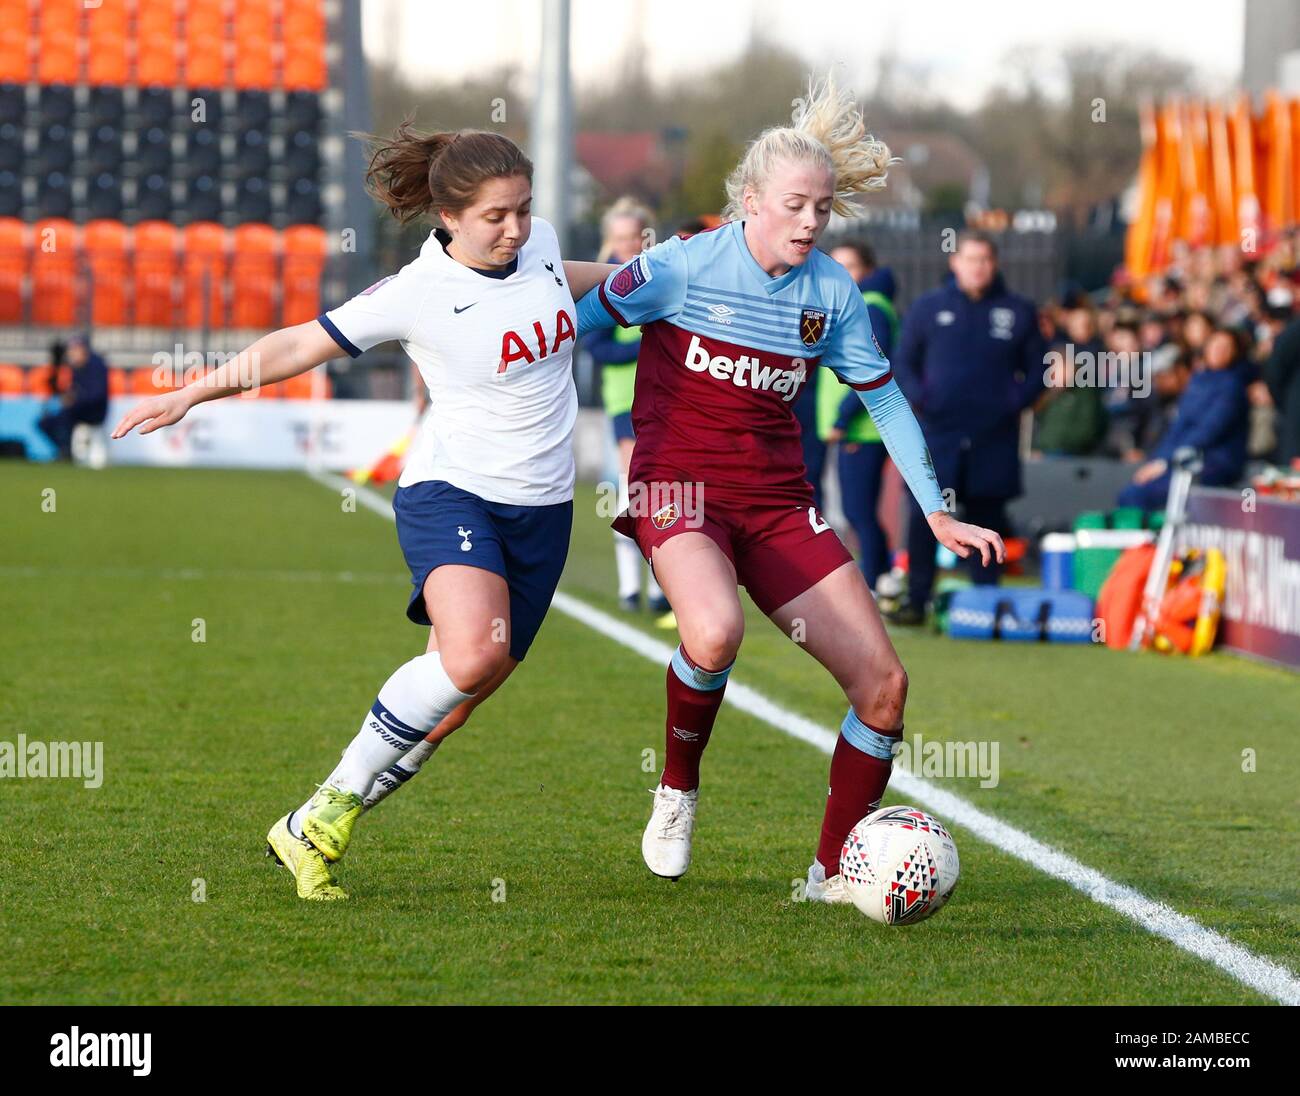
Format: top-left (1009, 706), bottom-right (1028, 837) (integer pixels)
top-left (392, 480), bottom-right (573, 662)
top-left (611, 411), bottom-right (635, 442)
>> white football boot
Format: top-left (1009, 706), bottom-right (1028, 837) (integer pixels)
top-left (641, 783), bottom-right (698, 879)
top-left (804, 859), bottom-right (853, 904)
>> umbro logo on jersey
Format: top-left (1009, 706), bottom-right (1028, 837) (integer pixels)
top-left (706, 303), bottom-right (735, 325)
top-left (453, 303), bottom-right (478, 314)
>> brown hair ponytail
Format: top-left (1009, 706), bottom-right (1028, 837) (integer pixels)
top-left (357, 118), bottom-right (534, 225)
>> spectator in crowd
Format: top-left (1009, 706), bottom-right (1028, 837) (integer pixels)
top-left (818, 239), bottom-right (898, 590)
top-left (889, 230), bottom-right (1045, 624)
top-left (581, 196), bottom-right (669, 614)
top-left (1265, 309), bottom-right (1300, 466)
top-left (1182, 309), bottom-right (1213, 360)
top-left (1117, 323), bottom-right (1249, 511)
top-left (1034, 303), bottom-right (1107, 456)
top-left (37, 334), bottom-right (108, 458)
top-left (1128, 348), bottom-right (1192, 458)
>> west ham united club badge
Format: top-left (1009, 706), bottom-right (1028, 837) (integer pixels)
top-left (651, 503), bottom-right (679, 530)
top-left (800, 307), bottom-right (826, 347)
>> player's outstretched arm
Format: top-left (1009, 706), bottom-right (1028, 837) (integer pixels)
top-left (562, 260), bottom-right (611, 300)
top-left (111, 321), bottom-right (345, 439)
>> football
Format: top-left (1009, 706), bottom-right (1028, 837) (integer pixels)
top-left (840, 806), bottom-right (960, 925)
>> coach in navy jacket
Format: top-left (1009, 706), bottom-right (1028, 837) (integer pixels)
top-left (890, 231), bottom-right (1045, 618)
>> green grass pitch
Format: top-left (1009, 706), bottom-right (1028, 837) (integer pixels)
top-left (0, 463), bottom-right (1296, 1003)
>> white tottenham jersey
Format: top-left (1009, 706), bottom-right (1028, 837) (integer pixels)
top-left (319, 217), bottom-right (578, 505)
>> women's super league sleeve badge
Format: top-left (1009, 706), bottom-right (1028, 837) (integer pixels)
top-left (800, 307), bottom-right (827, 347)
top-left (609, 255), bottom-right (652, 299)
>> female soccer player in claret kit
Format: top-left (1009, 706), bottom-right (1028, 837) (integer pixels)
top-left (113, 124), bottom-right (585, 900)
top-left (567, 78), bottom-right (1005, 902)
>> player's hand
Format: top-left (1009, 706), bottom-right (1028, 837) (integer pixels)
top-left (926, 510), bottom-right (1005, 567)
top-left (825, 427), bottom-right (845, 444)
top-left (111, 389), bottom-right (194, 439)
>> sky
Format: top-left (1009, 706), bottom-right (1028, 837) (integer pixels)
top-left (360, 0), bottom-right (1245, 110)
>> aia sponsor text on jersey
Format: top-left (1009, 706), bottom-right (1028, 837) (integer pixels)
top-left (497, 309), bottom-right (577, 373)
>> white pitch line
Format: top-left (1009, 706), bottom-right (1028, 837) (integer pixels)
top-left (309, 471), bottom-right (1300, 1006)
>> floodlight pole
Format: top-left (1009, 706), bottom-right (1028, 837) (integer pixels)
top-left (532, 0), bottom-right (573, 254)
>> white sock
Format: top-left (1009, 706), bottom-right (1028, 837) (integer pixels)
top-left (297, 652), bottom-right (473, 813)
top-left (362, 736), bottom-right (441, 810)
top-left (615, 534), bottom-right (642, 599)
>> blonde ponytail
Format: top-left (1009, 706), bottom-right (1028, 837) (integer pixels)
top-left (722, 74), bottom-right (897, 222)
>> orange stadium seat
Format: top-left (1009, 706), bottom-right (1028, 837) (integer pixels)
top-left (83, 219), bottom-right (130, 327)
top-left (30, 218), bottom-right (78, 326)
top-left (136, 30), bottom-right (179, 86)
top-left (0, 38), bottom-right (29, 84)
top-left (86, 2), bottom-right (129, 86)
top-left (281, 224), bottom-right (325, 324)
top-left (27, 363), bottom-right (53, 395)
top-left (282, 43), bottom-right (325, 92)
top-left (131, 365), bottom-right (177, 394)
top-left (0, 217), bottom-right (26, 324)
top-left (0, 363), bottom-right (23, 397)
top-left (186, 0), bottom-right (226, 26)
top-left (136, 0), bottom-right (178, 30)
top-left (184, 32), bottom-right (226, 88)
top-left (87, 30), bottom-right (128, 85)
top-left (233, 40), bottom-right (274, 90)
top-left (281, 0), bottom-right (326, 91)
top-left (132, 220), bottom-right (178, 327)
top-left (37, 44), bottom-right (79, 86)
top-left (233, 0), bottom-right (274, 39)
top-left (230, 223), bottom-right (278, 328)
top-left (36, 0), bottom-right (80, 84)
top-left (281, 371), bottom-right (327, 399)
top-left (108, 367), bottom-right (127, 396)
top-left (0, 0), bottom-right (31, 83)
top-left (283, 0), bottom-right (325, 32)
top-left (85, 2), bottom-right (127, 38)
top-left (181, 221), bottom-right (227, 329)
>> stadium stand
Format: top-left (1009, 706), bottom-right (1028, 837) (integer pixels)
top-left (0, 0), bottom-right (338, 350)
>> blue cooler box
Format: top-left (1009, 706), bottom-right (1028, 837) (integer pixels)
top-left (947, 587), bottom-right (1095, 643)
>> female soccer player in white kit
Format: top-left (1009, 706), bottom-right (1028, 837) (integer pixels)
top-left (113, 125), bottom-right (583, 899)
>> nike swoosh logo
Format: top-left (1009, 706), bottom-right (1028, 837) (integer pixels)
top-left (453, 303), bottom-right (477, 313)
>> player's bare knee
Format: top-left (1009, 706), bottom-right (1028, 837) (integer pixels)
top-left (440, 645), bottom-right (506, 694)
top-left (686, 616), bottom-right (743, 669)
top-left (873, 663), bottom-right (908, 722)
top-left (886, 663), bottom-right (909, 710)
top-left (849, 661), bottom-right (908, 726)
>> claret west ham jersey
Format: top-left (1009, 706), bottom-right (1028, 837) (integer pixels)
top-left (319, 217), bottom-right (578, 506)
top-left (576, 219), bottom-right (894, 509)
